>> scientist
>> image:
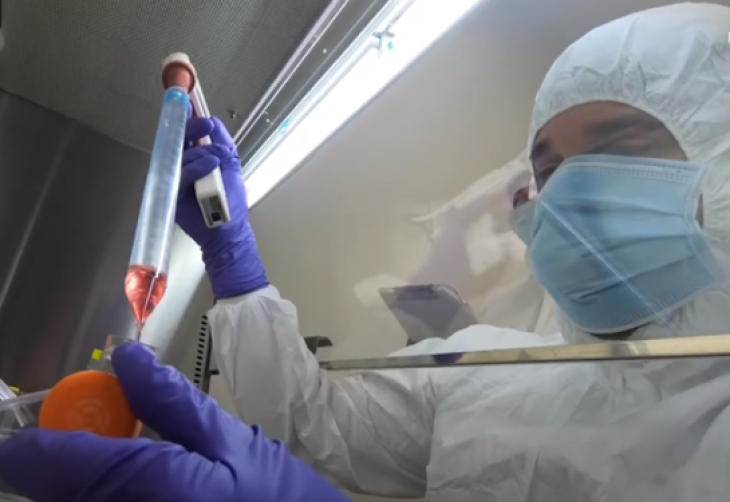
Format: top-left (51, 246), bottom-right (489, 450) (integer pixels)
top-left (0, 342), bottom-right (351, 502)
top-left (185, 3), bottom-right (730, 500)
top-left (217, 3), bottom-right (730, 500)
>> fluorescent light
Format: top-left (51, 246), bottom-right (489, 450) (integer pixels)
top-left (243, 0), bottom-right (483, 207)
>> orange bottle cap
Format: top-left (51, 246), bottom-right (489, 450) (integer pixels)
top-left (39, 370), bottom-right (139, 438)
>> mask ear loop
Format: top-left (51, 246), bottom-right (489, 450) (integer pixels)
top-left (528, 175), bottom-right (538, 199)
top-left (506, 170), bottom-right (537, 273)
top-left (507, 169), bottom-right (534, 210)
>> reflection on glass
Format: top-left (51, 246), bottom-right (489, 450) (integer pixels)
top-left (352, 149), bottom-right (560, 345)
top-left (379, 284), bottom-right (478, 343)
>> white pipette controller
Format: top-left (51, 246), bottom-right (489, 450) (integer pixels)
top-left (162, 53), bottom-right (232, 229)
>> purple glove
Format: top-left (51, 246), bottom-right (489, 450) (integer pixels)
top-left (0, 343), bottom-right (349, 502)
top-left (177, 117), bottom-right (269, 299)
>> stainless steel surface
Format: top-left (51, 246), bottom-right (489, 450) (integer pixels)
top-left (235, 0), bottom-right (391, 164)
top-left (0, 89), bottom-right (214, 392)
top-left (319, 335), bottom-right (730, 371)
top-left (150, 268), bottom-right (215, 388)
top-left (0, 0), bottom-right (333, 152)
top-left (0, 90), bottom-right (150, 392)
top-left (232, 0), bottom-right (352, 144)
top-left (0, 0), bottom-right (385, 157)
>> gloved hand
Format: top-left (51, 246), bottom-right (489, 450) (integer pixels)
top-left (0, 343), bottom-right (348, 502)
top-left (177, 117), bottom-right (269, 299)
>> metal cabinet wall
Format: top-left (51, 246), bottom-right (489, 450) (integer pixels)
top-left (0, 90), bottom-right (150, 391)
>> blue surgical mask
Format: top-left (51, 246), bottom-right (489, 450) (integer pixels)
top-left (525, 154), bottom-right (723, 334)
top-left (512, 199), bottom-right (536, 246)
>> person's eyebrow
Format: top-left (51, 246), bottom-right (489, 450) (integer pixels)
top-left (583, 113), bottom-right (660, 145)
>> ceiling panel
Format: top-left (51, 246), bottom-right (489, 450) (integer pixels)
top-left (0, 0), bottom-right (332, 151)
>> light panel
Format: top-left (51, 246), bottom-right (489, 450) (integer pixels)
top-left (243, 0), bottom-right (483, 207)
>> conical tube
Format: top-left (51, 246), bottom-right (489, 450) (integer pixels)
top-left (125, 86), bottom-right (191, 335)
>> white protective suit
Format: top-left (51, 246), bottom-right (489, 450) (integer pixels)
top-left (210, 3), bottom-right (730, 500)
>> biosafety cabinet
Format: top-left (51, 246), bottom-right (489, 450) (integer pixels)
top-left (0, 1), bottom-right (720, 500)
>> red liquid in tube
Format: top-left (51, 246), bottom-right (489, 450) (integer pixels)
top-left (125, 264), bottom-right (167, 335)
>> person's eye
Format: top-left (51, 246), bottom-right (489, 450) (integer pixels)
top-left (535, 164), bottom-right (558, 189)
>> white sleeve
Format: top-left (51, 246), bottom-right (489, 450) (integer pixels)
top-left (208, 286), bottom-right (433, 498)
